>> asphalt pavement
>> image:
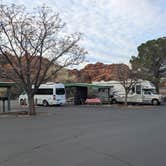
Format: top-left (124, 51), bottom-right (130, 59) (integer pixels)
top-left (0, 103), bottom-right (166, 166)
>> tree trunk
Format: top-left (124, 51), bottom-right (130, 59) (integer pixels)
top-left (153, 75), bottom-right (160, 94)
top-left (124, 92), bottom-right (128, 106)
top-left (154, 81), bottom-right (159, 94)
top-left (28, 94), bottom-right (36, 115)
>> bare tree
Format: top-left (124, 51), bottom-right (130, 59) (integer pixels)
top-left (0, 4), bottom-right (87, 115)
top-left (117, 65), bottom-right (138, 106)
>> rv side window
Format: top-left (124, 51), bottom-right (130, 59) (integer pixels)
top-left (136, 85), bottom-right (141, 94)
top-left (56, 88), bottom-right (65, 95)
top-left (36, 89), bottom-right (53, 95)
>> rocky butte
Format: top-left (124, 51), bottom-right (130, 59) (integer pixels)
top-left (68, 62), bottom-right (130, 83)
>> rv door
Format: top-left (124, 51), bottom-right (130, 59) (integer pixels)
top-left (142, 90), bottom-right (153, 104)
top-left (127, 85), bottom-right (143, 103)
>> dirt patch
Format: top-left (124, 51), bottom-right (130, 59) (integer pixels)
top-left (0, 111), bottom-right (28, 115)
top-left (0, 110), bottom-right (54, 118)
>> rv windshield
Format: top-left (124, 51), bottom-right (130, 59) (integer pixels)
top-left (56, 88), bottom-right (65, 95)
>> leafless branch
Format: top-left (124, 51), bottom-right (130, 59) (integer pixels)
top-left (0, 4), bottom-right (87, 114)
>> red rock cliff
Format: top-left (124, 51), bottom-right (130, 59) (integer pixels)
top-left (68, 62), bottom-right (129, 83)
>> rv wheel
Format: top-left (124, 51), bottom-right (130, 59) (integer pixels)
top-left (20, 99), bottom-right (24, 105)
top-left (43, 100), bottom-right (49, 107)
top-left (152, 99), bottom-right (159, 105)
top-left (111, 99), bottom-right (117, 104)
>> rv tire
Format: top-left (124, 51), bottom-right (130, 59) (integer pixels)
top-left (152, 99), bottom-right (159, 105)
top-left (20, 99), bottom-right (24, 105)
top-left (43, 100), bottom-right (49, 107)
top-left (111, 99), bottom-right (117, 104)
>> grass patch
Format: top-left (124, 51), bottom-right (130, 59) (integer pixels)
top-left (0, 111), bottom-right (28, 116)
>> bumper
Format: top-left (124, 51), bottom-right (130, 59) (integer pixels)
top-left (53, 99), bottom-right (66, 105)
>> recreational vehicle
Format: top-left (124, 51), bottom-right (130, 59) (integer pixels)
top-left (19, 82), bottom-right (66, 106)
top-left (93, 80), bottom-right (163, 105)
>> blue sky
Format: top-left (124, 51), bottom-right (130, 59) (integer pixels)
top-left (4, 0), bottom-right (166, 68)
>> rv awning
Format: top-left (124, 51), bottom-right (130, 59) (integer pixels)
top-left (0, 82), bottom-right (15, 88)
top-left (65, 83), bottom-right (113, 88)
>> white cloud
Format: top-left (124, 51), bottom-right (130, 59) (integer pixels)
top-left (4, 0), bottom-right (166, 67)
top-left (54, 0), bottom-right (166, 63)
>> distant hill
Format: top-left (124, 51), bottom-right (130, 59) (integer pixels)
top-left (68, 62), bottom-right (130, 83)
top-left (0, 55), bottom-right (130, 83)
top-left (0, 53), bottom-right (56, 82)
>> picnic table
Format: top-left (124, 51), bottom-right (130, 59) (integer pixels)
top-left (85, 98), bottom-right (101, 104)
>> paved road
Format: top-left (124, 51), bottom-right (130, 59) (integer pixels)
top-left (0, 104), bottom-right (166, 166)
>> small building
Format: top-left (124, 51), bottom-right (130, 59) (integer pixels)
top-left (0, 82), bottom-right (15, 112)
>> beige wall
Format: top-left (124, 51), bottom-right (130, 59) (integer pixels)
top-left (0, 88), bottom-right (6, 96)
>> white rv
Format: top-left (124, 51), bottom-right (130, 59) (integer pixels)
top-left (19, 82), bottom-right (66, 106)
top-left (93, 80), bottom-right (163, 105)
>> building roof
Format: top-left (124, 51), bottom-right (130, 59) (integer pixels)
top-left (0, 82), bottom-right (15, 88)
top-left (64, 83), bottom-right (113, 88)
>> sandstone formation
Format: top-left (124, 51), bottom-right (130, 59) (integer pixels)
top-left (68, 62), bottom-right (130, 83)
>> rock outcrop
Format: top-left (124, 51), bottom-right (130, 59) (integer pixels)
top-left (68, 62), bottom-right (129, 83)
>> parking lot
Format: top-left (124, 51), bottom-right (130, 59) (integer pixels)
top-left (0, 102), bottom-right (166, 166)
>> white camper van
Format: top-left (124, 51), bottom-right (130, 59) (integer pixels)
top-left (93, 80), bottom-right (163, 105)
top-left (19, 82), bottom-right (66, 106)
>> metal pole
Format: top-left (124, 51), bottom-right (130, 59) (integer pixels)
top-left (108, 88), bottom-right (110, 103)
top-left (2, 100), bottom-right (5, 112)
top-left (7, 87), bottom-right (11, 111)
